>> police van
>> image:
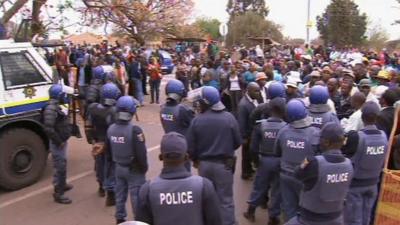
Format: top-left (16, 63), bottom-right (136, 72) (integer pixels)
top-left (0, 39), bottom-right (56, 190)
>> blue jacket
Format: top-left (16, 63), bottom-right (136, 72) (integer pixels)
top-left (128, 61), bottom-right (141, 80)
top-left (186, 110), bottom-right (242, 160)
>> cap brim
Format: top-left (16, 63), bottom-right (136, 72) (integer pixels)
top-left (167, 93), bottom-right (181, 101)
top-left (286, 84), bottom-right (298, 88)
top-left (211, 101), bottom-right (226, 111)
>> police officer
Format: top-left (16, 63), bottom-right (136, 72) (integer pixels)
top-left (186, 86), bottom-right (242, 225)
top-left (85, 83), bottom-right (120, 204)
top-left (42, 84), bottom-right (73, 204)
top-left (250, 81), bottom-right (286, 125)
top-left (308, 85), bottom-right (339, 128)
top-left (342, 101), bottom-right (388, 225)
top-left (274, 99), bottom-right (320, 221)
top-left (160, 79), bottom-right (194, 136)
top-left (106, 96), bottom-right (148, 224)
top-left (238, 82), bottom-right (261, 179)
top-left (85, 66), bottom-right (106, 106)
top-left (135, 132), bottom-right (222, 225)
top-left (285, 122), bottom-right (354, 225)
top-left (244, 97), bottom-right (287, 225)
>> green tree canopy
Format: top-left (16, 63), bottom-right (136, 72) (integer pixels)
top-left (226, 11), bottom-right (283, 47)
top-left (227, 0), bottom-right (269, 18)
top-left (316, 0), bottom-right (367, 48)
top-left (194, 18), bottom-right (221, 40)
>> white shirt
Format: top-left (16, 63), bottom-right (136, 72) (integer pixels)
top-left (260, 86), bottom-right (267, 103)
top-left (341, 109), bottom-right (363, 133)
top-left (229, 76), bottom-right (241, 91)
top-left (366, 92), bottom-right (380, 108)
top-left (102, 65), bottom-right (115, 73)
top-left (246, 94), bottom-right (258, 107)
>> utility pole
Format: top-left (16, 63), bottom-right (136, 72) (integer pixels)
top-left (306, 0), bottom-right (311, 44)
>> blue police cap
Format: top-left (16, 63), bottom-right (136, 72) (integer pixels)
top-left (361, 101), bottom-right (380, 118)
top-left (161, 132), bottom-right (187, 159)
top-left (320, 122), bottom-right (344, 142)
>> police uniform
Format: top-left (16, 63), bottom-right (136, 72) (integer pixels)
top-left (160, 101), bottom-right (194, 136)
top-left (42, 85), bottom-right (72, 204)
top-left (309, 104), bottom-right (340, 129)
top-left (86, 102), bottom-right (117, 198)
top-left (343, 125), bottom-right (387, 225)
top-left (136, 132), bottom-right (221, 225)
top-left (106, 113), bottom-right (148, 223)
top-left (186, 102), bottom-right (242, 225)
top-left (85, 79), bottom-right (103, 106)
top-left (238, 94), bottom-right (258, 178)
top-left (247, 114), bottom-right (287, 222)
top-left (275, 113), bottom-right (320, 220)
top-left (286, 123), bottom-right (353, 225)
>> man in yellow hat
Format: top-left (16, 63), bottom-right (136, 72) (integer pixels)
top-left (371, 70), bottom-right (390, 99)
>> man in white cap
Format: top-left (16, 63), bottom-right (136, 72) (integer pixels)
top-left (286, 78), bottom-right (302, 101)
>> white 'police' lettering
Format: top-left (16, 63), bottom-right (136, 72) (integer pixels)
top-left (326, 173), bottom-right (349, 183)
top-left (264, 131), bottom-right (277, 139)
top-left (287, 140), bottom-right (305, 149)
top-left (161, 113), bottom-right (174, 121)
top-left (111, 136), bottom-right (125, 144)
top-left (312, 117), bottom-right (323, 125)
top-left (366, 146), bottom-right (385, 155)
top-left (160, 191), bottom-right (193, 205)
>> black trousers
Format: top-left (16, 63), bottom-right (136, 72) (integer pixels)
top-left (242, 140), bottom-right (254, 176)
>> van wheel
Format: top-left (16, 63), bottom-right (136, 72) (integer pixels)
top-left (0, 128), bottom-right (47, 190)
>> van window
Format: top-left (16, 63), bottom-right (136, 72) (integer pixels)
top-left (0, 51), bottom-right (47, 89)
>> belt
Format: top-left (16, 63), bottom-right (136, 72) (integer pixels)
top-left (280, 170), bottom-right (295, 177)
top-left (200, 156), bottom-right (230, 164)
top-left (116, 162), bottom-right (130, 167)
top-left (259, 152), bottom-right (278, 157)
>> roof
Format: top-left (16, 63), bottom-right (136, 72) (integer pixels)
top-left (247, 37), bottom-right (281, 45)
top-left (163, 37), bottom-right (207, 43)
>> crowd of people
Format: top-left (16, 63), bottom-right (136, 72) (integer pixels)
top-left (41, 40), bottom-right (400, 225)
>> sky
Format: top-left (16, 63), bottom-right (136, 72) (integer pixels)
top-left (193, 0), bottom-right (400, 40)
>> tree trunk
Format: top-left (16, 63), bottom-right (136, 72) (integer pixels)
top-left (131, 33), bottom-right (145, 46)
top-left (31, 0), bottom-right (47, 38)
top-left (1, 0), bottom-right (29, 24)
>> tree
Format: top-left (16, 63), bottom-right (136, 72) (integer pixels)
top-left (193, 17), bottom-right (221, 40)
top-left (226, 0), bottom-right (268, 18)
top-left (0, 0), bottom-right (76, 39)
top-left (316, 0), bottom-right (367, 48)
top-left (226, 11), bottom-right (283, 47)
top-left (167, 23), bottom-right (205, 38)
top-left (0, 0), bottom-right (30, 24)
top-left (365, 24), bottom-right (389, 51)
top-left (79, 0), bottom-right (194, 45)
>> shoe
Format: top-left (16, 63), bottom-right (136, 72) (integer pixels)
top-left (105, 191), bottom-right (116, 206)
top-left (150, 101), bottom-right (154, 104)
top-left (53, 193), bottom-right (72, 204)
top-left (64, 184), bottom-right (73, 192)
top-left (260, 201), bottom-right (268, 209)
top-left (243, 212), bottom-right (255, 222)
top-left (116, 219), bottom-right (126, 224)
top-left (267, 217), bottom-right (280, 225)
top-left (156, 100), bottom-right (160, 104)
top-left (98, 186), bottom-right (105, 197)
top-left (241, 173), bottom-right (252, 180)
